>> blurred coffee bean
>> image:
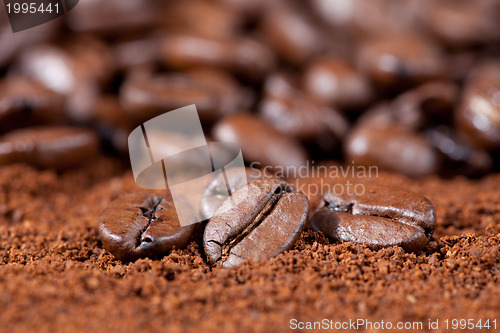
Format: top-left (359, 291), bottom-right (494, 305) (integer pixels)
top-left (345, 120), bottom-right (440, 178)
top-left (161, 33), bottom-right (275, 79)
top-left (67, 0), bottom-right (160, 34)
top-left (15, 43), bottom-right (108, 124)
top-left (99, 192), bottom-right (195, 261)
top-left (94, 96), bottom-right (133, 154)
top-left (427, 126), bottom-right (492, 176)
top-left (260, 72), bottom-right (348, 151)
top-left (260, 1), bottom-right (328, 65)
top-left (16, 45), bottom-right (77, 95)
top-left (219, 0), bottom-right (269, 17)
top-left (391, 81), bottom-right (458, 129)
top-left (312, 0), bottom-right (422, 37)
top-left (423, 0), bottom-right (500, 46)
top-left (446, 51), bottom-right (480, 82)
top-left (358, 33), bottom-right (445, 87)
top-left (212, 113), bottom-right (308, 173)
top-left (120, 70), bottom-right (246, 124)
top-left (0, 126), bottom-right (99, 169)
top-left (456, 61), bottom-right (500, 150)
top-left (65, 35), bottom-right (115, 85)
top-left (0, 76), bottom-right (64, 132)
top-left (190, 68), bottom-right (254, 119)
top-left (163, 0), bottom-right (241, 39)
top-left (303, 57), bottom-right (373, 109)
top-left (113, 35), bottom-right (163, 70)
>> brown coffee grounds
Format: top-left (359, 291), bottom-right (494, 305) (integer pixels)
top-left (0, 158), bottom-right (499, 333)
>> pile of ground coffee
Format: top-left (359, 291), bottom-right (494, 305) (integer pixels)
top-left (0, 156), bottom-right (498, 332)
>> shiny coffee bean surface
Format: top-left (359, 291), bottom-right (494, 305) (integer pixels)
top-left (99, 192), bottom-right (196, 261)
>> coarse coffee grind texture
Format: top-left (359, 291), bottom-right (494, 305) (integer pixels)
top-left (0, 157), bottom-right (499, 333)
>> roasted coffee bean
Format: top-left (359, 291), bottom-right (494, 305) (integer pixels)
top-left (67, 0), bottom-right (160, 34)
top-left (121, 70), bottom-right (246, 124)
top-left (456, 61), bottom-right (500, 150)
top-left (16, 44), bottom-right (104, 124)
top-left (113, 35), bottom-right (163, 69)
top-left (94, 96), bottom-right (133, 154)
top-left (161, 33), bottom-right (275, 79)
top-left (427, 126), bottom-right (492, 176)
top-left (0, 76), bottom-right (64, 132)
top-left (17, 45), bottom-right (77, 95)
top-left (391, 81), bottom-right (458, 129)
top-left (162, 0), bottom-right (241, 39)
top-left (99, 192), bottom-right (195, 261)
top-left (204, 178), bottom-right (308, 268)
top-left (312, 0), bottom-right (421, 37)
top-left (260, 72), bottom-right (348, 151)
top-left (311, 184), bottom-right (436, 252)
top-left (200, 167), bottom-right (266, 220)
top-left (358, 33), bottom-right (445, 87)
top-left (212, 113), bottom-right (309, 173)
top-left (344, 119), bottom-right (439, 178)
top-left (260, 1), bottom-right (328, 64)
top-left (303, 57), bottom-right (373, 109)
top-left (423, 0), bottom-right (500, 46)
top-left (0, 126), bottom-right (99, 169)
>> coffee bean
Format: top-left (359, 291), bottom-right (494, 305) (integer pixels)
top-left (304, 57), bottom-right (373, 109)
top-left (67, 0), bottom-right (159, 34)
top-left (456, 61), bottom-right (500, 150)
top-left (121, 70), bottom-right (247, 124)
top-left (94, 96), bottom-right (133, 154)
top-left (200, 167), bottom-right (266, 220)
top-left (311, 184), bottom-right (436, 252)
top-left (161, 33), bottom-right (275, 79)
top-left (344, 117), bottom-right (439, 177)
top-left (204, 178), bottom-right (308, 268)
top-left (99, 192), bottom-right (195, 261)
top-left (0, 76), bottom-right (64, 132)
top-left (260, 1), bottom-right (327, 64)
top-left (121, 72), bottom-right (216, 124)
top-left (17, 45), bottom-right (77, 95)
top-left (212, 113), bottom-right (309, 173)
top-left (424, 0), bottom-right (500, 46)
top-left (0, 126), bottom-right (99, 169)
top-left (259, 72), bottom-right (348, 151)
top-left (163, 0), bottom-right (241, 39)
top-left (16, 44), bottom-right (105, 124)
top-left (312, 0), bottom-right (421, 37)
top-left (391, 81), bottom-right (458, 129)
top-left (113, 35), bottom-right (163, 70)
top-left (427, 126), bottom-right (492, 176)
top-left (358, 33), bottom-right (445, 87)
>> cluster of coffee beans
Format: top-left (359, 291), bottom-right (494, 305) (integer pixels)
top-left (1, 0), bottom-right (500, 176)
top-left (99, 177), bottom-right (436, 265)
